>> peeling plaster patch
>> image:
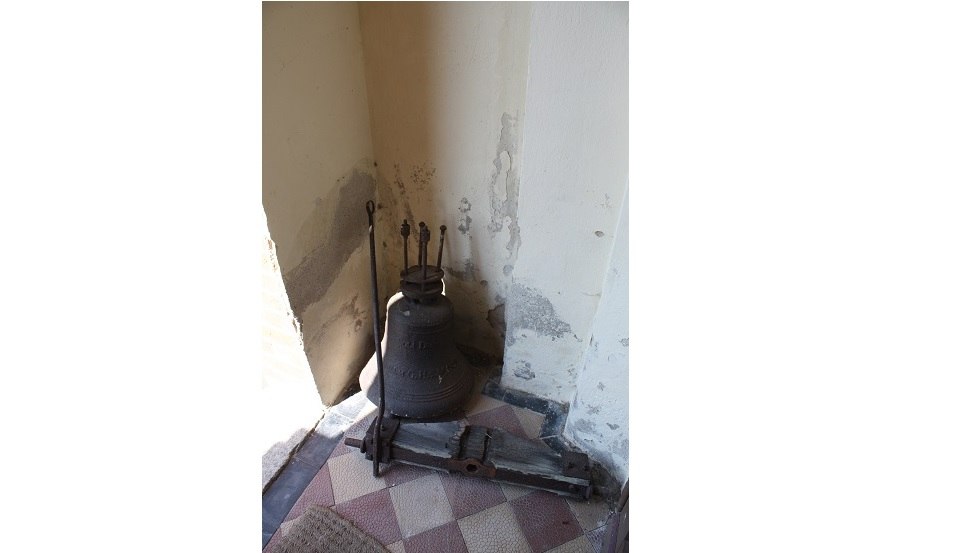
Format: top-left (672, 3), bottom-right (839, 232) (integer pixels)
top-left (502, 264), bottom-right (513, 276)
top-left (487, 113), bottom-right (522, 261)
top-left (446, 259), bottom-right (477, 281)
top-left (514, 360), bottom-right (535, 380)
top-left (507, 283), bottom-right (572, 343)
top-left (586, 404), bottom-right (601, 415)
top-left (457, 197), bottom-right (473, 234)
top-left (620, 338), bottom-right (629, 347)
top-left (283, 168), bottom-right (376, 317)
top-left (594, 230), bottom-right (604, 237)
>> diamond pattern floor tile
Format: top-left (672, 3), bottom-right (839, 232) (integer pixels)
top-left (585, 525), bottom-right (606, 553)
top-left (263, 528), bottom-right (282, 553)
top-left (466, 403), bottom-right (528, 438)
top-left (403, 521), bottom-right (468, 553)
top-left (457, 502), bottom-right (533, 553)
top-left (328, 449), bottom-right (388, 504)
top-left (268, 389), bottom-right (601, 553)
top-left (513, 406), bottom-right (547, 438)
top-left (382, 462), bottom-right (434, 488)
top-left (333, 488), bottom-right (403, 545)
top-left (510, 490), bottom-right (585, 553)
top-left (500, 482), bottom-right (536, 501)
top-left (284, 461), bottom-right (335, 522)
top-left (566, 497), bottom-right (612, 532)
top-left (388, 472), bottom-right (455, 538)
top-left (440, 471), bottom-right (508, 519)
top-left (464, 393), bottom-right (509, 416)
top-left (544, 534), bottom-right (594, 553)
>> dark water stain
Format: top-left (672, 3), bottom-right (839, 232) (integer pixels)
top-left (594, 230), bottom-right (605, 237)
top-left (506, 283), bottom-right (572, 344)
top-left (606, 423), bottom-right (620, 430)
top-left (283, 168), bottom-right (376, 317)
top-left (620, 338), bottom-right (629, 347)
top-left (486, 303), bottom-right (506, 340)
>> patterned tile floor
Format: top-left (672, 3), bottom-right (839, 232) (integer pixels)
top-left (264, 389), bottom-right (613, 553)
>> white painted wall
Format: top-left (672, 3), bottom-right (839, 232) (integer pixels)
top-left (263, 2), bottom-right (378, 404)
top-left (565, 191), bottom-right (629, 484)
top-left (501, 2), bottom-right (629, 403)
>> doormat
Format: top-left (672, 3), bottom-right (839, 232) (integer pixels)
top-left (269, 505), bottom-right (387, 553)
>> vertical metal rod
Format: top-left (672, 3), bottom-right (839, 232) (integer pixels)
top-left (365, 201), bottom-right (385, 477)
top-left (420, 224), bottom-right (430, 295)
top-left (417, 223), bottom-right (425, 267)
top-left (400, 219), bottom-right (410, 273)
top-left (436, 225), bottom-right (447, 269)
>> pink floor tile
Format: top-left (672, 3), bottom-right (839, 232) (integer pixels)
top-left (513, 406), bottom-right (547, 438)
top-left (382, 462), bottom-right (434, 488)
top-left (566, 497), bottom-right (613, 532)
top-left (464, 393), bottom-right (509, 416)
top-left (440, 471), bottom-right (508, 519)
top-left (333, 488), bottom-right (403, 545)
top-left (403, 521), bottom-right (468, 553)
top-left (284, 462), bottom-right (335, 522)
top-left (466, 403), bottom-right (528, 438)
top-left (544, 534), bottom-right (595, 553)
top-left (510, 490), bottom-right (585, 553)
top-left (263, 529), bottom-right (282, 553)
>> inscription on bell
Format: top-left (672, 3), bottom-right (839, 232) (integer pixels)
top-left (401, 340), bottom-right (428, 351)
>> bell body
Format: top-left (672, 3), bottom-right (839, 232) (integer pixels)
top-left (363, 292), bottom-right (473, 419)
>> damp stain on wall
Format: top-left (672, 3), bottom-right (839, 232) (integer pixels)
top-left (446, 258), bottom-right (478, 281)
top-left (283, 168), bottom-right (377, 317)
top-left (505, 282), bottom-right (573, 345)
top-left (457, 197), bottom-right (473, 234)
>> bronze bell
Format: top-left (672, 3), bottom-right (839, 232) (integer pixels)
top-left (360, 220), bottom-right (473, 420)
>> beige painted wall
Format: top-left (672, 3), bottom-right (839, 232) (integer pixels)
top-left (263, 2), bottom-right (378, 404)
